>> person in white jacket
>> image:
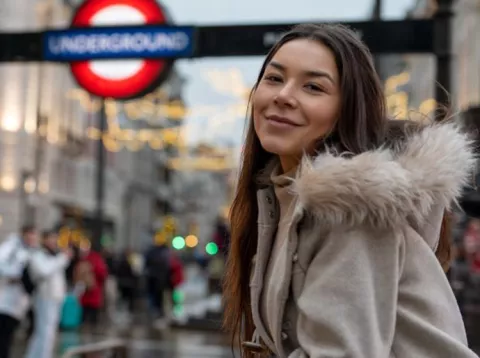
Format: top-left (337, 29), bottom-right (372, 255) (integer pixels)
top-left (24, 230), bottom-right (72, 358)
top-left (0, 225), bottom-right (39, 358)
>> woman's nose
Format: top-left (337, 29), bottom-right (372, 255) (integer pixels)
top-left (274, 85), bottom-right (297, 108)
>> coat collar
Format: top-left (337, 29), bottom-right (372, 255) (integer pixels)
top-left (249, 187), bottom-right (280, 353)
top-left (252, 187), bottom-right (303, 355)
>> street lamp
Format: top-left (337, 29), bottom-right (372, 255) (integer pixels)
top-left (27, 0), bottom-right (54, 228)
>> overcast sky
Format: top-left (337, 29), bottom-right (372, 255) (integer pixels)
top-left (159, 0), bottom-right (416, 147)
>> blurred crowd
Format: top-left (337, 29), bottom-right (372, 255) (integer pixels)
top-left (449, 203), bottom-right (480, 348)
top-left (0, 226), bottom-right (191, 358)
top-left (452, 215), bottom-right (480, 312)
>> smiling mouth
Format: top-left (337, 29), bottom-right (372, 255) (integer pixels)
top-left (266, 115), bottom-right (299, 127)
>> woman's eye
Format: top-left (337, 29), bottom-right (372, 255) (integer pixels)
top-left (264, 74), bottom-right (283, 82)
top-left (305, 83), bottom-right (324, 92)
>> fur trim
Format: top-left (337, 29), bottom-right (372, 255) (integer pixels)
top-left (293, 123), bottom-right (476, 228)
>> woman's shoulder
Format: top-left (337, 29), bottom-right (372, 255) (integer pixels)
top-left (292, 122), bottom-right (474, 231)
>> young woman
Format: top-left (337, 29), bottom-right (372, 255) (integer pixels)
top-left (223, 23), bottom-right (479, 358)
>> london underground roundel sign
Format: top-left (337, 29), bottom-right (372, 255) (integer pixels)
top-left (70, 0), bottom-right (172, 99)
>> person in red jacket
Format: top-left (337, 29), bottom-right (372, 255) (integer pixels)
top-left (74, 246), bottom-right (108, 326)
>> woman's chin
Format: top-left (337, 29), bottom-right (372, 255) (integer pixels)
top-left (260, 138), bottom-right (296, 156)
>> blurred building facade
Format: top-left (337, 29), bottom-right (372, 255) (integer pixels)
top-left (154, 143), bottom-right (233, 249)
top-left (378, 0), bottom-right (480, 123)
top-left (0, 0), bottom-right (187, 249)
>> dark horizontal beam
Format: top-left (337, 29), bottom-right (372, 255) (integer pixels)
top-left (0, 32), bottom-right (43, 62)
top-left (195, 19), bottom-right (435, 57)
top-left (0, 19), bottom-right (435, 63)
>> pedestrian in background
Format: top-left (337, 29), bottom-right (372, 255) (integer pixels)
top-left (0, 226), bottom-right (38, 358)
top-left (116, 248), bottom-right (138, 321)
top-left (75, 244), bottom-right (108, 328)
top-left (24, 230), bottom-right (72, 358)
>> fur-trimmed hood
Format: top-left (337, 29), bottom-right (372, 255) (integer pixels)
top-left (292, 123), bottom-right (476, 229)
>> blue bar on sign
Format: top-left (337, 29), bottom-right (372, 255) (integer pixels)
top-left (43, 26), bottom-right (196, 61)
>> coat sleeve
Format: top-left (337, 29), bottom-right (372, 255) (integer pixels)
top-left (0, 237), bottom-right (23, 278)
top-left (93, 256), bottom-right (108, 283)
top-left (29, 251), bottom-right (69, 280)
top-left (288, 227), bottom-right (405, 358)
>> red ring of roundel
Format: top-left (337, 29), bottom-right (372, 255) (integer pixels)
top-left (70, 0), bottom-right (167, 99)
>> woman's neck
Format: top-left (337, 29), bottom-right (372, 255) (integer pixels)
top-left (279, 155), bottom-right (300, 174)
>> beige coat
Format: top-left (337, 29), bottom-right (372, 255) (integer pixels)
top-left (247, 123), bottom-right (479, 357)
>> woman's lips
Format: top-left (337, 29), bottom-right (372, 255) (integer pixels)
top-left (266, 114), bottom-right (300, 128)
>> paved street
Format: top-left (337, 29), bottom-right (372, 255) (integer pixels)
top-left (13, 327), bottom-right (235, 357)
top-left (12, 264), bottom-right (231, 357)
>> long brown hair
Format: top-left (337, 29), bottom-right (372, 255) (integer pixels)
top-left (223, 23), bottom-right (450, 355)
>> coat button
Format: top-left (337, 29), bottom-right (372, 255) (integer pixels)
top-left (266, 196), bottom-right (273, 204)
top-left (281, 331), bottom-right (288, 340)
top-left (269, 210), bottom-right (275, 219)
top-left (292, 253), bottom-right (299, 262)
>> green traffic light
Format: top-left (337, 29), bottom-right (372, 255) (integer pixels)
top-left (172, 289), bottom-right (184, 304)
top-left (172, 236), bottom-right (185, 250)
top-left (205, 242), bottom-right (219, 256)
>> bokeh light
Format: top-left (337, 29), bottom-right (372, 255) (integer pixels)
top-left (185, 234), bottom-right (198, 248)
top-left (172, 236), bottom-right (185, 250)
top-left (205, 242), bottom-right (219, 256)
top-left (172, 289), bottom-right (184, 304)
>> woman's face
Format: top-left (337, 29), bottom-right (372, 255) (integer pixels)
top-left (253, 39), bottom-right (341, 162)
